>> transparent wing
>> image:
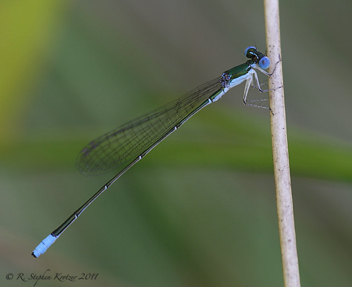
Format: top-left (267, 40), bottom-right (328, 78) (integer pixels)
top-left (76, 77), bottom-right (223, 175)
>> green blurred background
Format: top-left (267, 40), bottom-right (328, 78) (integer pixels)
top-left (1, 0), bottom-right (352, 286)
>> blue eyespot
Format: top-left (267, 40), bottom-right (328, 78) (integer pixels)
top-left (244, 46), bottom-right (256, 57)
top-left (259, 56), bottom-right (270, 69)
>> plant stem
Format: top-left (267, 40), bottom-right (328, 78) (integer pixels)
top-left (263, 0), bottom-right (301, 286)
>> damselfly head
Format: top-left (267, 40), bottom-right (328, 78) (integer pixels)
top-left (244, 46), bottom-right (270, 70)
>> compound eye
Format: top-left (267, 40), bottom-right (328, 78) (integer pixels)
top-left (259, 56), bottom-right (270, 69)
top-left (244, 46), bottom-right (256, 58)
